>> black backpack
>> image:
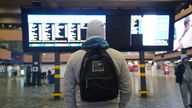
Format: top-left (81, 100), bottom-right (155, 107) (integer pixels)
top-left (79, 48), bottom-right (119, 102)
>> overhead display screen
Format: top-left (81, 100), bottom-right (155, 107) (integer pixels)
top-left (173, 14), bottom-right (192, 51)
top-left (131, 15), bottom-right (170, 46)
top-left (27, 15), bottom-right (105, 49)
top-left (21, 8), bottom-right (130, 52)
top-left (22, 8), bottom-right (174, 52)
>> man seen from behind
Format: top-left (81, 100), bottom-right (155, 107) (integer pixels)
top-left (63, 19), bottom-right (132, 108)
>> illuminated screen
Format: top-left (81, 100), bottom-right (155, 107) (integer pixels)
top-left (21, 8), bottom-right (127, 52)
top-left (173, 14), bottom-right (192, 51)
top-left (131, 15), bottom-right (170, 46)
top-left (22, 8), bottom-right (174, 52)
top-left (27, 15), bottom-right (106, 48)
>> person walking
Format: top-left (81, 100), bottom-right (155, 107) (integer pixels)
top-left (47, 69), bottom-right (54, 86)
top-left (175, 54), bottom-right (192, 108)
top-left (63, 19), bottom-right (132, 108)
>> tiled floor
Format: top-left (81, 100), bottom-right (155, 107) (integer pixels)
top-left (127, 73), bottom-right (184, 108)
top-left (0, 71), bottom-right (186, 108)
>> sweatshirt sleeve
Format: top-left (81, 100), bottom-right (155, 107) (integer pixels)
top-left (63, 61), bottom-right (77, 108)
top-left (119, 58), bottom-right (132, 108)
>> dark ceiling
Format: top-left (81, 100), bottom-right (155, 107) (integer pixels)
top-left (0, 0), bottom-right (191, 22)
top-left (0, 0), bottom-right (190, 12)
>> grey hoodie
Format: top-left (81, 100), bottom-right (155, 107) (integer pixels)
top-left (63, 37), bottom-right (132, 108)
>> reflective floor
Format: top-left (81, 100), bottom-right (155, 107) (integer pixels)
top-left (0, 69), bottom-right (185, 108)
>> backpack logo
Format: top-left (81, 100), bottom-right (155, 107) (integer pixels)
top-left (80, 48), bottom-right (119, 102)
top-left (92, 60), bottom-right (104, 72)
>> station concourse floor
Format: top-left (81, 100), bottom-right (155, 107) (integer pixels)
top-left (0, 70), bottom-right (185, 108)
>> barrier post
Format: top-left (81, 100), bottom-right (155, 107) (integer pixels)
top-left (139, 51), bottom-right (149, 97)
top-left (52, 52), bottom-right (62, 99)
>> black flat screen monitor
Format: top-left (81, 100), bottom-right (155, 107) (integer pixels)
top-left (129, 10), bottom-right (174, 51)
top-left (21, 8), bottom-right (107, 52)
top-left (21, 8), bottom-right (174, 52)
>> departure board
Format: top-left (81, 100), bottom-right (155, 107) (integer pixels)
top-left (22, 8), bottom-right (174, 52)
top-left (131, 15), bottom-right (170, 46)
top-left (27, 15), bottom-right (106, 47)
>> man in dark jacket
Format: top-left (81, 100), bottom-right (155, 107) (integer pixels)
top-left (175, 54), bottom-right (192, 108)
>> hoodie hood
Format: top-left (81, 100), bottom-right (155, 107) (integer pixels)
top-left (86, 19), bottom-right (105, 39)
top-left (82, 19), bottom-right (108, 49)
top-left (81, 37), bottom-right (108, 49)
top-left (181, 54), bottom-right (189, 61)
